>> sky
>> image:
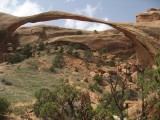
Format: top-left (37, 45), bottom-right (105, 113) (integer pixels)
top-left (0, 0), bottom-right (160, 31)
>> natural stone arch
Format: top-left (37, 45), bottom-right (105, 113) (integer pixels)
top-left (0, 11), bottom-right (159, 68)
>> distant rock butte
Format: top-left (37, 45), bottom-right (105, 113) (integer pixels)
top-left (136, 8), bottom-right (160, 22)
top-left (0, 8), bottom-right (160, 68)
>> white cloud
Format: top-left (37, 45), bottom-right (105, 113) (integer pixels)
top-left (64, 4), bottom-right (110, 31)
top-left (65, 19), bottom-right (75, 28)
top-left (87, 18), bottom-right (111, 31)
top-left (12, 1), bottom-right (43, 16)
top-left (76, 4), bottom-right (98, 17)
top-left (0, 0), bottom-right (43, 26)
top-left (0, 0), bottom-right (43, 16)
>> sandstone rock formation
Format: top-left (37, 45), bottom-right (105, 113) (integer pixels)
top-left (136, 8), bottom-right (160, 22)
top-left (13, 25), bottom-right (134, 55)
top-left (0, 10), bottom-right (160, 68)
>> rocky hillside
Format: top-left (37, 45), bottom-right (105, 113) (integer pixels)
top-left (0, 8), bottom-right (160, 120)
top-left (13, 25), bottom-right (134, 56)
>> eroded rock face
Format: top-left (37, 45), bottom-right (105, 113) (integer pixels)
top-left (13, 25), bottom-right (134, 55)
top-left (0, 10), bottom-right (160, 68)
top-left (136, 8), bottom-right (160, 22)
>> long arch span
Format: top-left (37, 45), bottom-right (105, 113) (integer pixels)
top-left (0, 11), bottom-right (159, 68)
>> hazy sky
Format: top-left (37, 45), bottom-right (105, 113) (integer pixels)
top-left (0, 0), bottom-right (159, 31)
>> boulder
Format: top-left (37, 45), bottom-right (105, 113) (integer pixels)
top-left (131, 71), bottom-right (138, 83)
top-left (90, 71), bottom-right (96, 78)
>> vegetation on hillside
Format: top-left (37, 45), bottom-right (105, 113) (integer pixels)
top-left (1, 41), bottom-right (160, 119)
top-left (0, 97), bottom-right (10, 119)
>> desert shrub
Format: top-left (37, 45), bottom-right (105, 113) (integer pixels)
top-left (34, 83), bottom-right (81, 120)
top-left (50, 66), bottom-right (55, 73)
top-left (78, 104), bottom-right (95, 120)
top-left (39, 102), bottom-right (58, 119)
top-left (128, 76), bottom-right (132, 82)
top-left (67, 43), bottom-right (81, 57)
top-left (37, 42), bottom-right (45, 51)
top-left (88, 83), bottom-right (103, 93)
top-left (96, 62), bottom-right (101, 68)
top-left (84, 49), bottom-right (93, 61)
top-left (67, 45), bottom-right (74, 55)
top-left (126, 89), bottom-right (138, 100)
top-left (88, 84), bottom-right (94, 91)
top-left (52, 52), bottom-right (65, 68)
top-left (84, 78), bottom-right (88, 83)
top-left (21, 44), bottom-right (32, 58)
top-left (106, 60), bottom-right (115, 67)
top-left (76, 30), bottom-right (83, 35)
top-left (73, 44), bottom-right (81, 50)
top-left (94, 105), bottom-right (114, 120)
top-left (155, 49), bottom-right (160, 66)
top-left (34, 81), bottom-right (115, 119)
top-left (119, 55), bottom-right (127, 61)
top-left (93, 74), bottom-right (103, 85)
top-left (53, 43), bottom-right (59, 50)
top-left (94, 30), bottom-right (98, 34)
top-left (25, 59), bottom-right (39, 69)
top-left (6, 53), bottom-right (26, 64)
top-left (73, 52), bottom-right (80, 58)
top-left (99, 93), bottom-right (118, 114)
top-left (59, 46), bottom-right (64, 53)
top-left (98, 49), bottom-right (106, 56)
top-left (0, 97), bottom-right (10, 117)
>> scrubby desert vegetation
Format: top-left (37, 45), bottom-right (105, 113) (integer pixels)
top-left (0, 41), bottom-right (160, 120)
top-left (0, 7), bottom-right (160, 120)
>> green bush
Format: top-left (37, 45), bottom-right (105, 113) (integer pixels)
top-left (53, 43), bottom-right (59, 50)
top-left (67, 43), bottom-right (81, 57)
top-left (21, 44), bottom-right (32, 58)
top-left (84, 49), bottom-right (93, 61)
top-left (94, 30), bottom-right (98, 34)
top-left (93, 74), bottom-right (103, 85)
top-left (84, 78), bottom-right (88, 83)
top-left (98, 49), bottom-right (105, 56)
top-left (0, 97), bottom-right (10, 117)
top-left (99, 93), bottom-right (118, 114)
top-left (94, 105), bottom-right (114, 120)
top-left (106, 60), bottom-right (116, 67)
top-left (76, 30), bottom-right (83, 35)
top-left (72, 44), bottom-right (81, 50)
top-left (73, 52), bottom-right (80, 58)
top-left (67, 45), bottom-right (74, 55)
top-left (128, 76), bottom-right (132, 82)
top-left (34, 84), bottom-right (81, 120)
top-left (126, 89), bottom-right (138, 100)
top-left (26, 59), bottom-right (39, 70)
top-left (6, 53), bottom-right (26, 64)
top-left (59, 46), bottom-right (64, 53)
top-left (52, 52), bottom-right (65, 68)
top-left (154, 102), bottom-right (160, 109)
top-left (39, 102), bottom-right (58, 119)
top-left (37, 42), bottom-right (45, 51)
top-left (50, 66), bottom-right (55, 73)
top-left (88, 83), bottom-right (103, 93)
